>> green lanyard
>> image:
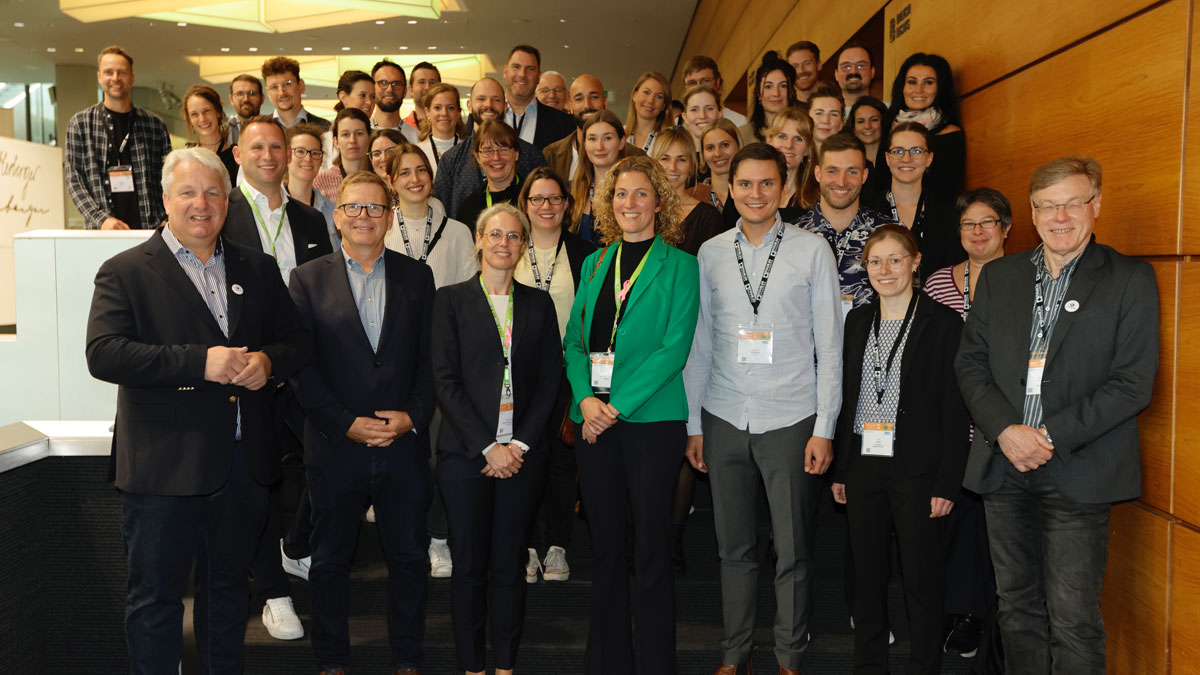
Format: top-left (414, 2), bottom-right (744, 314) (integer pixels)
top-left (485, 174), bottom-right (520, 209)
top-left (240, 184), bottom-right (288, 262)
top-left (480, 276), bottom-right (515, 395)
top-left (608, 239), bottom-right (654, 350)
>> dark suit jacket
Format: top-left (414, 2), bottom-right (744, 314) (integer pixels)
top-left (223, 188), bottom-right (333, 266)
top-left (288, 249), bottom-right (436, 466)
top-left (431, 277), bottom-right (563, 458)
top-left (835, 293), bottom-right (969, 500)
top-left (956, 240), bottom-right (1159, 503)
top-left (530, 102), bottom-right (577, 151)
top-left (85, 229), bottom-right (312, 495)
top-left (560, 228), bottom-right (596, 291)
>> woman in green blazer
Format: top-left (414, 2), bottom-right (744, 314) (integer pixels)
top-left (562, 155), bottom-right (700, 675)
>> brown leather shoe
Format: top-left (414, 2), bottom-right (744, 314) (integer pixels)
top-left (713, 663), bottom-right (753, 675)
top-left (778, 667), bottom-right (801, 675)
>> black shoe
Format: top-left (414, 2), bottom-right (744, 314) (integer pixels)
top-left (944, 614), bottom-right (984, 657)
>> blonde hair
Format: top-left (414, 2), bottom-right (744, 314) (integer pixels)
top-left (763, 107), bottom-right (819, 209)
top-left (592, 156), bottom-right (684, 246)
top-left (474, 202), bottom-right (530, 263)
top-left (649, 128), bottom-right (698, 187)
top-left (624, 71), bottom-right (672, 136)
top-left (699, 118), bottom-right (742, 173)
top-left (418, 83), bottom-right (466, 142)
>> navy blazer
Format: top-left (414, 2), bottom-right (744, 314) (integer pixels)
top-left (530, 103), bottom-right (577, 151)
top-left (223, 187), bottom-right (333, 266)
top-left (85, 229), bottom-right (312, 495)
top-left (288, 248), bottom-right (436, 466)
top-left (431, 277), bottom-right (563, 458)
top-left (956, 240), bottom-right (1159, 503)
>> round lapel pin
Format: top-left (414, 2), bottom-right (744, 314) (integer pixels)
top-left (1064, 299), bottom-right (1079, 313)
top-left (231, 283), bottom-right (244, 296)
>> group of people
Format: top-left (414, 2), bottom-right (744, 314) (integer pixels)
top-left (76, 36), bottom-right (1158, 675)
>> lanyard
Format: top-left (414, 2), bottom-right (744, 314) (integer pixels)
top-left (510, 109), bottom-right (526, 136)
top-left (709, 189), bottom-right (723, 209)
top-left (105, 110), bottom-right (132, 162)
top-left (1034, 265), bottom-right (1047, 342)
top-left (609, 239), bottom-right (654, 350)
top-left (962, 260), bottom-right (971, 315)
top-left (480, 276), bottom-right (515, 396)
top-left (398, 207), bottom-right (434, 261)
top-left (733, 224), bottom-right (783, 320)
top-left (240, 184), bottom-right (287, 262)
top-left (485, 174), bottom-right (520, 209)
top-left (871, 292), bottom-right (918, 405)
top-left (886, 190), bottom-right (925, 229)
top-left (431, 134), bottom-right (458, 163)
top-left (528, 237), bottom-right (565, 291)
top-left (641, 130), bottom-right (657, 153)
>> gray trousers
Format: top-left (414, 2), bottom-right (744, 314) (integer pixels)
top-left (703, 410), bottom-right (821, 669)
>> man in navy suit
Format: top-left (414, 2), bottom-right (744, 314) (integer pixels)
top-left (288, 170), bottom-right (437, 675)
top-left (85, 147), bottom-right (311, 673)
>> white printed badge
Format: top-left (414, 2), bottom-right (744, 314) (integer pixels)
top-left (590, 352), bottom-right (614, 392)
top-left (841, 293), bottom-right (854, 321)
top-left (861, 422), bottom-right (895, 457)
top-left (1026, 357), bottom-right (1046, 396)
top-left (108, 165), bottom-right (135, 193)
top-left (737, 323), bottom-right (774, 364)
top-left (496, 385), bottom-right (514, 444)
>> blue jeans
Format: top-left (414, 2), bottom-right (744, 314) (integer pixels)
top-left (307, 448), bottom-right (433, 670)
top-left (983, 463), bottom-right (1110, 675)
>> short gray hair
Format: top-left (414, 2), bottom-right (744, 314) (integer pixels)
top-left (1029, 156), bottom-right (1101, 200)
top-left (162, 147), bottom-right (231, 197)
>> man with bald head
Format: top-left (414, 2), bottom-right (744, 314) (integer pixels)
top-left (543, 74), bottom-right (645, 181)
top-left (433, 77), bottom-right (547, 219)
top-left (536, 71), bottom-right (568, 111)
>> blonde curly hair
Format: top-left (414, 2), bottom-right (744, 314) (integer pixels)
top-left (591, 156), bottom-right (684, 246)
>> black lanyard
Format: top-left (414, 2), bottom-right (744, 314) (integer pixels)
top-left (733, 225), bottom-right (783, 320)
top-left (871, 292), bottom-right (918, 405)
top-left (398, 207), bottom-right (434, 261)
top-left (1034, 265), bottom-right (1047, 342)
top-left (510, 109), bottom-right (526, 136)
top-left (105, 110), bottom-right (131, 164)
top-left (431, 134), bottom-right (458, 163)
top-left (528, 237), bottom-right (565, 291)
top-left (962, 260), bottom-right (971, 315)
top-left (886, 190), bottom-right (925, 229)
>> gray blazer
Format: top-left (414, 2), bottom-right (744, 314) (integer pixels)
top-left (955, 239), bottom-right (1159, 503)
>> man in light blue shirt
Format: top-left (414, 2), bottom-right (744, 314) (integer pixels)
top-left (684, 143), bottom-right (843, 675)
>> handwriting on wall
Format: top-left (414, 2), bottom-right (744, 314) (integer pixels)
top-left (890, 4), bottom-right (912, 43)
top-left (0, 137), bottom-right (64, 325)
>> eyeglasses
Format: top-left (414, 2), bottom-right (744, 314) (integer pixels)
top-left (375, 79), bottom-right (405, 90)
top-left (484, 229), bottom-right (524, 243)
top-left (960, 218), bottom-right (1003, 231)
top-left (887, 147), bottom-right (928, 158)
top-left (527, 195), bottom-right (565, 206)
top-left (839, 61), bottom-right (872, 72)
top-left (292, 148), bottom-right (324, 160)
top-left (865, 254), bottom-right (914, 270)
top-left (1032, 195), bottom-right (1096, 217)
top-left (337, 203), bottom-right (387, 218)
top-left (231, 91), bottom-right (260, 100)
top-left (368, 147), bottom-right (398, 160)
top-left (536, 86), bottom-right (566, 95)
top-left (266, 79), bottom-right (296, 93)
top-left (478, 146), bottom-right (513, 158)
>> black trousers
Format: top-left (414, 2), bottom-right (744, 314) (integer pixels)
top-left (575, 419), bottom-right (685, 675)
top-left (845, 446), bottom-right (945, 675)
top-left (438, 449), bottom-right (548, 671)
top-left (943, 487), bottom-right (996, 618)
top-left (533, 371), bottom-right (577, 551)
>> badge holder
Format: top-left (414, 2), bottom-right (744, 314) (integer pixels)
top-left (590, 352), bottom-right (614, 393)
top-left (108, 165), bottom-right (134, 193)
top-left (841, 293), bottom-right (854, 320)
top-left (497, 384), bottom-right (514, 443)
top-left (736, 323), bottom-right (774, 364)
top-left (1026, 355), bottom-right (1046, 396)
top-left (861, 422), bottom-right (895, 457)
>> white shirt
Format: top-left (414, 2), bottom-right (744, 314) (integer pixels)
top-left (568, 145), bottom-right (580, 182)
top-left (507, 99), bottom-right (539, 145)
top-left (722, 108), bottom-right (748, 127)
top-left (241, 180), bottom-right (296, 286)
top-left (383, 199), bottom-right (478, 288)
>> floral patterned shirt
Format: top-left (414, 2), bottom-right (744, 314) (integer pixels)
top-left (796, 203), bottom-right (894, 308)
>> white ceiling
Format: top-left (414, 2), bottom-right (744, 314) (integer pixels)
top-left (0, 0), bottom-right (699, 106)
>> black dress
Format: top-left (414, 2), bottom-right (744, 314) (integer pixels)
top-left (677, 202), bottom-right (729, 256)
top-left (863, 189), bottom-right (964, 282)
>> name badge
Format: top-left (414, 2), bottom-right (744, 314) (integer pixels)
top-left (108, 165), bottom-right (134, 193)
top-left (1026, 358), bottom-right (1046, 396)
top-left (496, 384), bottom-right (514, 443)
top-left (737, 323), bottom-right (773, 364)
top-left (861, 422), bottom-right (895, 457)
top-left (590, 352), bottom-right (614, 392)
top-left (841, 293), bottom-right (854, 321)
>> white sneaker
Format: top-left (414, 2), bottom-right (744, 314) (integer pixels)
top-left (429, 539), bottom-right (452, 578)
top-left (525, 548), bottom-right (542, 583)
top-left (262, 597), bottom-right (304, 640)
top-left (542, 545), bottom-right (570, 581)
top-left (280, 539), bottom-right (310, 581)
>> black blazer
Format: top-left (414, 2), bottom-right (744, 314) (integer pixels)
top-left (531, 103), bottom-right (577, 151)
top-left (956, 241), bottom-right (1159, 503)
top-left (835, 293), bottom-right (969, 500)
top-left (561, 227), bottom-right (596, 291)
top-left (288, 249), bottom-right (437, 466)
top-left (85, 229), bottom-right (312, 496)
top-left (431, 277), bottom-right (563, 459)
top-left (223, 188), bottom-right (333, 266)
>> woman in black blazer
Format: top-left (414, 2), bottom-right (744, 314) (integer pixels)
top-left (832, 224), bottom-right (969, 675)
top-left (431, 202), bottom-right (564, 675)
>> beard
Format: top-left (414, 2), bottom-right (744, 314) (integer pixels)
top-left (376, 97), bottom-right (402, 113)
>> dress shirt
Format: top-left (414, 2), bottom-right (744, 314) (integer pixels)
top-left (384, 201), bottom-right (478, 288)
top-left (568, 145), bottom-right (580, 182)
top-left (274, 106), bottom-right (318, 129)
top-left (507, 100), bottom-right (539, 145)
top-left (721, 108), bottom-right (748, 127)
top-left (240, 181), bottom-right (296, 285)
top-left (1022, 244), bottom-right (1084, 429)
top-left (226, 114), bottom-right (244, 146)
top-left (342, 246), bottom-right (387, 352)
top-left (796, 203), bottom-right (892, 308)
top-left (513, 239), bottom-right (574, 340)
top-left (684, 214), bottom-right (843, 438)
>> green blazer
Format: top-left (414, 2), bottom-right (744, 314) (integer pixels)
top-left (563, 236), bottom-right (700, 424)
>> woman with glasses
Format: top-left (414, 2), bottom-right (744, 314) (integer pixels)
top-left (314, 107), bottom-right (370, 202)
top-left (832, 224), bottom-right (969, 675)
top-left (922, 188), bottom-right (1012, 660)
top-left (885, 53), bottom-right (965, 204)
top-left (416, 82), bottom-right (466, 179)
top-left (625, 72), bottom-right (672, 154)
top-left (864, 122), bottom-right (963, 280)
top-left (563, 156), bottom-right (699, 674)
top-left (285, 123), bottom-right (339, 250)
top-left (513, 167), bottom-right (596, 585)
top-left (571, 110), bottom-right (633, 243)
top-left (457, 120), bottom-right (523, 231)
top-left (739, 53), bottom-right (798, 145)
top-left (431, 203), bottom-right (563, 675)
top-left (368, 128), bottom-right (405, 178)
top-left (384, 142), bottom-right (477, 288)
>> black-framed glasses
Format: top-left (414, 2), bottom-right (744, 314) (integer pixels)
top-left (1032, 194), bottom-right (1096, 217)
top-left (292, 148), bottom-right (324, 160)
top-left (485, 229), bottom-right (524, 243)
top-left (337, 203), bottom-right (387, 218)
top-left (887, 147), bottom-right (928, 158)
top-left (959, 218), bottom-right (1002, 231)
top-left (526, 195), bottom-right (565, 206)
top-left (865, 254), bottom-right (914, 270)
top-left (375, 79), bottom-right (405, 90)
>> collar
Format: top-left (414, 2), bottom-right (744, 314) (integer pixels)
top-left (810, 202), bottom-right (869, 231)
top-left (163, 224), bottom-right (224, 259)
top-left (341, 243), bottom-right (385, 272)
top-left (241, 178), bottom-right (289, 211)
top-left (273, 107), bottom-right (309, 128)
top-left (735, 213), bottom-right (784, 246)
top-left (1030, 240), bottom-right (1089, 276)
top-left (508, 99), bottom-right (538, 116)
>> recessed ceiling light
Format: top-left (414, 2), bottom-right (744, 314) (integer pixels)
top-left (74, 47), bottom-right (84, 53)
top-left (303, 46), bottom-right (313, 51)
top-left (399, 46), bottom-right (408, 50)
top-left (428, 46), bottom-right (436, 50)
top-left (559, 18), bottom-right (566, 23)
top-left (407, 19), bottom-right (418, 24)
top-left (13, 22), bottom-right (24, 28)
top-left (248, 47), bottom-right (257, 52)
top-left (341, 46), bottom-right (350, 51)
top-left (177, 22), bottom-right (187, 26)
top-left (563, 45), bottom-right (570, 49)
top-left (46, 47), bottom-right (56, 52)
top-left (220, 47), bottom-right (230, 52)
top-left (375, 20), bottom-right (385, 24)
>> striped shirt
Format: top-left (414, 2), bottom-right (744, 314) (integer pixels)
top-left (923, 265), bottom-right (966, 319)
top-left (1021, 244), bottom-right (1083, 429)
top-left (342, 247), bottom-right (387, 352)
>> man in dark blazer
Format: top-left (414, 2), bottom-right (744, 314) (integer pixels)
top-left (956, 156), bottom-right (1159, 675)
top-left (503, 44), bottom-right (576, 151)
top-left (85, 147), bottom-right (311, 674)
top-left (288, 170), bottom-right (436, 675)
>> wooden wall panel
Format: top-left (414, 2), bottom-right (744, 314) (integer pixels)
top-left (1175, 263), bottom-right (1200, 525)
top-left (1139, 263), bottom-right (1177, 514)
top-left (1181, 0), bottom-right (1200, 253)
top-left (1174, 522), bottom-right (1200, 674)
top-left (960, 0), bottom-right (1186, 256)
top-left (1103, 503), bottom-right (1170, 674)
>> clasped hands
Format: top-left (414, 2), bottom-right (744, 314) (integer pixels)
top-left (482, 443), bottom-right (525, 479)
top-left (348, 411), bottom-right (414, 447)
top-left (998, 423), bottom-right (1054, 473)
top-left (204, 345), bottom-right (272, 390)
top-left (579, 396), bottom-right (620, 444)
